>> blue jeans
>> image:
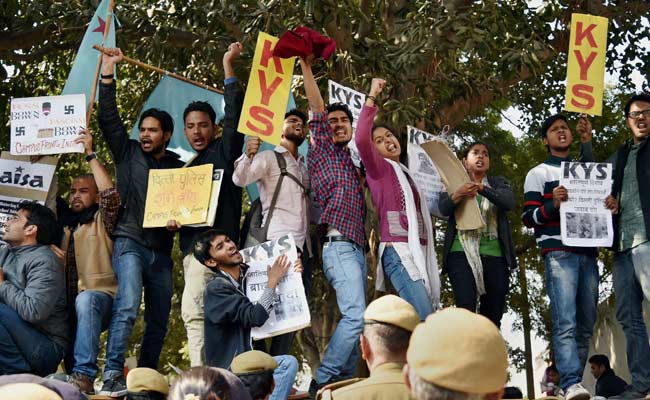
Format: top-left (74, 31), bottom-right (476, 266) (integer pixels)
top-left (315, 240), bottom-right (367, 384)
top-left (0, 303), bottom-right (65, 376)
top-left (72, 291), bottom-right (113, 378)
top-left (382, 246), bottom-right (434, 320)
top-left (544, 251), bottom-right (598, 391)
top-left (270, 355), bottom-right (298, 400)
top-left (104, 237), bottom-right (173, 379)
top-left (613, 241), bottom-right (650, 393)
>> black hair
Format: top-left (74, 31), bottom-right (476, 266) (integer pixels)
top-left (371, 123), bottom-right (396, 140)
top-left (184, 101), bottom-right (217, 124)
top-left (168, 367), bottom-right (232, 400)
top-left (192, 229), bottom-right (230, 266)
top-left (624, 93), bottom-right (650, 117)
top-left (236, 371), bottom-right (274, 400)
top-left (502, 387), bottom-right (524, 399)
top-left (539, 114), bottom-right (568, 139)
top-left (588, 354), bottom-right (612, 370)
top-left (17, 200), bottom-right (62, 245)
top-left (546, 364), bottom-right (559, 374)
top-left (139, 108), bottom-right (174, 146)
top-left (284, 109), bottom-right (308, 126)
top-left (326, 103), bottom-right (354, 125)
top-left (363, 322), bottom-right (412, 355)
top-left (462, 141), bottom-right (490, 159)
top-left (73, 173), bottom-right (98, 191)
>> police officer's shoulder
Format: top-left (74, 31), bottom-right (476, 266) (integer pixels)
top-left (316, 378), bottom-right (364, 400)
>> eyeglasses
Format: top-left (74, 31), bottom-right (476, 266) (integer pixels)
top-left (628, 110), bottom-right (650, 119)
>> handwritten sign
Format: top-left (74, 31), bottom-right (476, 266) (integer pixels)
top-left (0, 152), bottom-right (57, 239)
top-left (10, 94), bottom-right (86, 155)
top-left (185, 168), bottom-right (224, 228)
top-left (242, 234), bottom-right (310, 340)
top-left (143, 164), bottom-right (213, 228)
top-left (238, 32), bottom-right (295, 146)
top-left (560, 161), bottom-right (613, 247)
top-left (328, 80), bottom-right (365, 167)
top-left (564, 13), bottom-right (608, 116)
top-left (406, 126), bottom-right (446, 219)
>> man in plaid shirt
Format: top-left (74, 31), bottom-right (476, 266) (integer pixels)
top-left (300, 56), bottom-right (367, 397)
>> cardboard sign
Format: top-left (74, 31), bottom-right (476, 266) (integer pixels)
top-left (238, 32), bottom-right (295, 146)
top-left (0, 152), bottom-right (57, 239)
top-left (560, 161), bottom-right (613, 247)
top-left (407, 126), bottom-right (446, 219)
top-left (143, 164), bottom-right (214, 228)
top-left (242, 234), bottom-right (310, 340)
top-left (10, 94), bottom-right (86, 155)
top-left (328, 80), bottom-right (365, 167)
top-left (185, 168), bottom-right (224, 228)
top-left (564, 13), bottom-right (608, 116)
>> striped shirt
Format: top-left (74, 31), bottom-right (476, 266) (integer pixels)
top-left (522, 144), bottom-right (597, 256)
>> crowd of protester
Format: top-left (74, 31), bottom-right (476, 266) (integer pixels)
top-left (0, 38), bottom-right (649, 400)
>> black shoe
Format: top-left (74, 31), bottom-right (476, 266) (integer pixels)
top-left (99, 375), bottom-right (127, 398)
top-left (308, 379), bottom-right (320, 399)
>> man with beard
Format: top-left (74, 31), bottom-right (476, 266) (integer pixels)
top-left (52, 130), bottom-right (120, 394)
top-left (522, 114), bottom-right (596, 400)
top-left (97, 47), bottom-right (184, 397)
top-left (165, 42), bottom-right (246, 367)
top-left (232, 109), bottom-right (311, 357)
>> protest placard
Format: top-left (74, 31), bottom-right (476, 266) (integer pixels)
top-left (407, 126), bottom-right (446, 219)
top-left (564, 13), bottom-right (608, 116)
top-left (241, 234), bottom-right (310, 340)
top-left (185, 168), bottom-right (224, 228)
top-left (560, 161), bottom-right (613, 247)
top-left (0, 152), bottom-right (57, 239)
top-left (143, 164), bottom-right (214, 228)
top-left (10, 94), bottom-right (86, 155)
top-left (420, 140), bottom-right (484, 230)
top-left (238, 32), bottom-right (295, 146)
top-left (328, 80), bottom-right (365, 167)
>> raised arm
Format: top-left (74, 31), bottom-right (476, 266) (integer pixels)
top-left (232, 138), bottom-right (270, 187)
top-left (98, 48), bottom-right (129, 162)
top-left (355, 78), bottom-right (390, 179)
top-left (577, 116), bottom-right (595, 162)
top-left (221, 42), bottom-right (246, 167)
top-left (76, 129), bottom-right (113, 192)
top-left (299, 56), bottom-right (325, 113)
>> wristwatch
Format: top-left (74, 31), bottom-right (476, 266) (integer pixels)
top-left (85, 152), bottom-right (98, 162)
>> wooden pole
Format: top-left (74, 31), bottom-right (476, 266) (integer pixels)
top-left (519, 259), bottom-right (536, 399)
top-left (86, 0), bottom-right (115, 126)
top-left (92, 44), bottom-right (224, 95)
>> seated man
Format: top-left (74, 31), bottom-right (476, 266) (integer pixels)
top-left (319, 295), bottom-right (420, 400)
top-left (231, 350), bottom-right (302, 400)
top-left (192, 229), bottom-right (302, 398)
top-left (404, 308), bottom-right (508, 400)
top-left (0, 201), bottom-right (68, 376)
top-left (589, 354), bottom-right (627, 398)
top-left (52, 130), bottom-right (120, 393)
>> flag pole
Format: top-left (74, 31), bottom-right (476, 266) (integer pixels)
top-left (86, 0), bottom-right (115, 126)
top-left (93, 44), bottom-right (224, 95)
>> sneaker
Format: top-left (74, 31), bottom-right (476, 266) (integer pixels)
top-left (608, 389), bottom-right (649, 400)
top-left (99, 376), bottom-right (128, 398)
top-left (566, 383), bottom-right (591, 400)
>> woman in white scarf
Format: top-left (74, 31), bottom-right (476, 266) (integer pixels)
top-left (439, 142), bottom-right (516, 327)
top-left (355, 78), bottom-right (440, 319)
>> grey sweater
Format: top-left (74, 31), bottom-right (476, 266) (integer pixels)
top-left (0, 244), bottom-right (69, 350)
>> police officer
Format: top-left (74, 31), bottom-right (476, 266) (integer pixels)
top-left (318, 295), bottom-right (421, 400)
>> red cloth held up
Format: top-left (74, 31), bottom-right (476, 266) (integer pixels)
top-left (273, 26), bottom-right (337, 60)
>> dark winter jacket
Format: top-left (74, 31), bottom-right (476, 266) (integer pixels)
top-left (98, 80), bottom-right (183, 256)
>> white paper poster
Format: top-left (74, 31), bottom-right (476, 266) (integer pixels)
top-left (242, 234), bottom-right (310, 339)
top-left (10, 94), bottom-right (86, 155)
top-left (0, 152), bottom-right (57, 239)
top-left (185, 168), bottom-right (224, 228)
top-left (328, 80), bottom-right (365, 167)
top-left (560, 161), bottom-right (613, 247)
top-left (407, 126), bottom-right (446, 219)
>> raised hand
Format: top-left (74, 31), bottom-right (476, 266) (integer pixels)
top-left (74, 129), bottom-right (94, 155)
top-left (576, 115), bottom-right (593, 143)
top-left (246, 136), bottom-right (261, 158)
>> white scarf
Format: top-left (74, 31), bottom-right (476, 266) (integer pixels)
top-left (380, 159), bottom-right (441, 309)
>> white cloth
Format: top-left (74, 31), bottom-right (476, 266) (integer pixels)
top-left (376, 160), bottom-right (441, 308)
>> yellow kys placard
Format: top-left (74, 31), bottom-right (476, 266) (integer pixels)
top-left (238, 32), bottom-right (295, 146)
top-left (564, 13), bottom-right (608, 116)
top-left (143, 164), bottom-right (213, 228)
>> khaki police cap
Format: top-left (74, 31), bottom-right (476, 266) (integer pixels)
top-left (126, 367), bottom-right (170, 395)
top-left (0, 383), bottom-right (62, 400)
top-left (231, 350), bottom-right (278, 374)
top-left (364, 294), bottom-right (421, 332)
top-left (407, 308), bottom-right (508, 394)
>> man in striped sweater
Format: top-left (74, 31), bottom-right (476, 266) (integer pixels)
top-left (522, 113), bottom-right (596, 400)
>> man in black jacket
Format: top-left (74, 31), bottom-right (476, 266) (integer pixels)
top-left (605, 93), bottom-right (650, 400)
top-left (589, 354), bottom-right (627, 398)
top-left (164, 42), bottom-right (246, 367)
top-left (96, 47), bottom-right (184, 397)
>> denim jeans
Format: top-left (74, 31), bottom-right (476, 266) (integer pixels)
top-left (270, 355), bottom-right (299, 400)
top-left (72, 290), bottom-right (113, 378)
top-left (544, 250), bottom-right (598, 391)
top-left (104, 237), bottom-right (173, 379)
top-left (0, 303), bottom-right (65, 376)
top-left (613, 241), bottom-right (650, 393)
top-left (315, 240), bottom-right (367, 384)
top-left (382, 246), bottom-right (434, 320)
